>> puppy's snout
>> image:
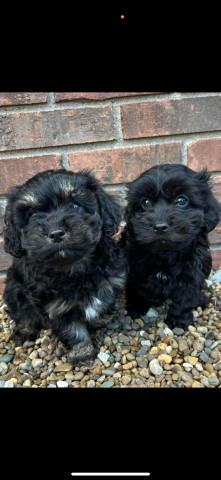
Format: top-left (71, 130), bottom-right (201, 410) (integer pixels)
top-left (48, 229), bottom-right (66, 243)
top-left (153, 223), bottom-right (169, 232)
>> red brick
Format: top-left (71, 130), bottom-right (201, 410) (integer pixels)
top-left (209, 222), bottom-right (221, 244)
top-left (0, 238), bottom-right (12, 270)
top-left (121, 96), bottom-right (221, 139)
top-left (211, 249), bottom-right (221, 269)
top-left (0, 274), bottom-right (6, 295)
top-left (0, 92), bottom-right (47, 107)
top-left (0, 155), bottom-right (62, 194)
top-left (69, 143), bottom-right (182, 184)
top-left (188, 138), bottom-right (221, 172)
top-left (0, 107), bottom-right (115, 152)
top-left (54, 92), bottom-right (153, 102)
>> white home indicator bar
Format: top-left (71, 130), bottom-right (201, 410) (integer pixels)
top-left (71, 474), bottom-right (150, 477)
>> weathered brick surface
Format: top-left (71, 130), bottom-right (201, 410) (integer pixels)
top-left (211, 176), bottom-right (221, 203)
top-left (54, 92), bottom-right (152, 102)
top-left (121, 96), bottom-right (221, 139)
top-left (0, 275), bottom-right (6, 295)
top-left (0, 107), bottom-right (115, 151)
top-left (0, 199), bottom-right (7, 234)
top-left (0, 92), bottom-right (220, 275)
top-left (0, 238), bottom-right (12, 270)
top-left (211, 249), bottom-right (221, 268)
top-left (0, 155), bottom-right (62, 194)
top-left (0, 92), bottom-right (47, 107)
top-left (188, 138), bottom-right (221, 172)
top-left (69, 143), bottom-right (182, 183)
top-left (209, 223), bottom-right (221, 244)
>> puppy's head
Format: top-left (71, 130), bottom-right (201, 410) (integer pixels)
top-left (125, 164), bottom-right (220, 252)
top-left (4, 169), bottom-right (121, 265)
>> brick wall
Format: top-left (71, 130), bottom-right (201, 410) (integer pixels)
top-left (0, 92), bottom-right (221, 293)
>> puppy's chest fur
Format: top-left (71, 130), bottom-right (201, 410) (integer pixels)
top-left (129, 251), bottom-right (179, 301)
top-left (16, 255), bottom-right (125, 323)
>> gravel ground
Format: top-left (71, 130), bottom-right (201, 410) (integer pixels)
top-left (1, 270), bottom-right (221, 388)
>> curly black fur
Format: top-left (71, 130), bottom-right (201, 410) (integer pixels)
top-left (3, 169), bottom-right (126, 362)
top-left (123, 164), bottom-right (221, 329)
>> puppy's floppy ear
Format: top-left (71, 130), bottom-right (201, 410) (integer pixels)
top-left (198, 169), bottom-right (221, 232)
top-left (96, 187), bottom-right (122, 236)
top-left (86, 173), bottom-right (122, 236)
top-left (4, 190), bottom-right (23, 257)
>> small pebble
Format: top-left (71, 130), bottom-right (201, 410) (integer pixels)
top-left (100, 380), bottom-right (115, 388)
top-left (57, 380), bottom-right (69, 388)
top-left (173, 328), bottom-right (185, 336)
top-left (97, 352), bottom-right (110, 364)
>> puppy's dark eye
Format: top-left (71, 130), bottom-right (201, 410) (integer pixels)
top-left (175, 196), bottom-right (188, 207)
top-left (141, 199), bottom-right (151, 209)
top-left (72, 203), bottom-right (79, 209)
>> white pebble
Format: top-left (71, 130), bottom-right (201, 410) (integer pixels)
top-left (147, 308), bottom-right (159, 318)
top-left (57, 380), bottom-right (69, 388)
top-left (4, 380), bottom-right (14, 388)
top-left (97, 352), bottom-right (110, 364)
top-left (163, 327), bottom-right (173, 335)
top-left (31, 358), bottom-right (43, 368)
top-left (183, 363), bottom-right (193, 371)
top-left (197, 327), bottom-right (208, 334)
top-left (149, 359), bottom-right (163, 376)
top-left (141, 340), bottom-right (151, 346)
top-left (166, 346), bottom-right (172, 354)
top-left (195, 362), bottom-right (203, 372)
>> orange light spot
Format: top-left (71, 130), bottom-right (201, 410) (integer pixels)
top-left (120, 14), bottom-right (125, 19)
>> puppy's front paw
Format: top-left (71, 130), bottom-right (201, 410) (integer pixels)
top-left (68, 341), bottom-right (95, 365)
top-left (166, 312), bottom-right (194, 331)
top-left (126, 304), bottom-right (148, 320)
top-left (88, 317), bottom-right (107, 330)
top-left (10, 328), bottom-right (38, 345)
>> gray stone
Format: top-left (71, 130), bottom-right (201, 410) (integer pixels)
top-left (173, 327), bottom-right (185, 336)
top-left (210, 341), bottom-right (219, 350)
top-left (100, 380), bottom-right (115, 388)
top-left (19, 362), bottom-right (32, 372)
top-left (199, 352), bottom-right (209, 363)
top-left (0, 354), bottom-right (14, 363)
top-left (208, 373), bottom-right (220, 386)
top-left (101, 368), bottom-right (116, 376)
top-left (136, 349), bottom-right (148, 356)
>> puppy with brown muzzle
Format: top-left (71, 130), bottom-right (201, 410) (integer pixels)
top-left (3, 169), bottom-right (126, 363)
top-left (123, 164), bottom-right (221, 330)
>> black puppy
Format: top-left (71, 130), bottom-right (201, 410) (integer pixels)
top-left (123, 164), bottom-right (220, 329)
top-left (3, 169), bottom-right (126, 362)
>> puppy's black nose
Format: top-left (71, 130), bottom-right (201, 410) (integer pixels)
top-left (48, 229), bottom-right (66, 242)
top-left (153, 223), bottom-right (169, 232)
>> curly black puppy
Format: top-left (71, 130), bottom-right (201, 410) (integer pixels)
top-left (3, 169), bottom-right (126, 362)
top-left (123, 164), bottom-right (221, 330)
